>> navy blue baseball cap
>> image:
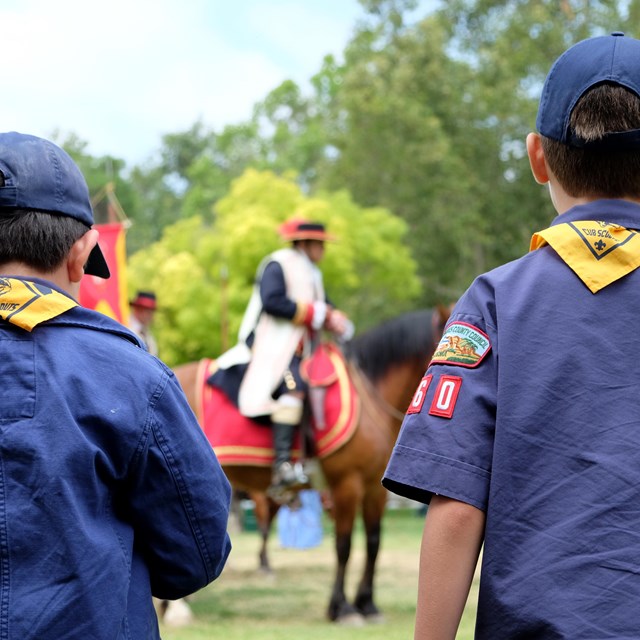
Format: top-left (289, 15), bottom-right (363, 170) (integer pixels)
top-left (0, 131), bottom-right (110, 278)
top-left (537, 32), bottom-right (640, 150)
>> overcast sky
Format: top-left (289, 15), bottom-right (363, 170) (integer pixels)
top-left (2, 0), bottom-right (362, 167)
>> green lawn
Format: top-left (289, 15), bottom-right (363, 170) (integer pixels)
top-left (160, 507), bottom-right (479, 639)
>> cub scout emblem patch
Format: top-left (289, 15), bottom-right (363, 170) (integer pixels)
top-left (431, 321), bottom-right (491, 368)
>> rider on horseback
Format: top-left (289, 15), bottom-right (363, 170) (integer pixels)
top-left (209, 217), bottom-right (354, 495)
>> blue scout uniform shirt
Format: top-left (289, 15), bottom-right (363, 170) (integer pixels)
top-left (0, 277), bottom-right (231, 639)
top-left (383, 200), bottom-right (640, 639)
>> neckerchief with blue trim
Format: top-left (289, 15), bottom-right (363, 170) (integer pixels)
top-left (0, 278), bottom-right (77, 331)
top-left (530, 220), bottom-right (640, 293)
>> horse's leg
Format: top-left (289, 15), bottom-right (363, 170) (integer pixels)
top-left (251, 492), bottom-right (279, 574)
top-left (159, 597), bottom-right (194, 627)
top-left (327, 475), bottom-right (365, 625)
top-left (353, 484), bottom-right (387, 621)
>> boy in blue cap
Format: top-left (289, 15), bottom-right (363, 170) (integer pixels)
top-left (0, 132), bottom-right (231, 638)
top-left (383, 33), bottom-right (640, 639)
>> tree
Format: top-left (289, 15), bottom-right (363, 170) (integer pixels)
top-left (126, 0), bottom-right (633, 311)
top-left (126, 122), bottom-right (217, 252)
top-left (127, 169), bottom-right (420, 365)
top-left (57, 132), bottom-right (139, 227)
top-left (314, 0), bottom-right (630, 303)
top-left (319, 14), bottom-right (484, 302)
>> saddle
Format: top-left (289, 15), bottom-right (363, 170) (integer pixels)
top-left (300, 342), bottom-right (340, 430)
top-left (197, 343), bottom-right (360, 467)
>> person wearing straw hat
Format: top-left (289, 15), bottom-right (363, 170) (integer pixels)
top-left (129, 290), bottom-right (159, 356)
top-left (211, 217), bottom-right (354, 495)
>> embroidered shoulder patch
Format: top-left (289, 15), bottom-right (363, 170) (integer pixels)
top-left (430, 321), bottom-right (491, 368)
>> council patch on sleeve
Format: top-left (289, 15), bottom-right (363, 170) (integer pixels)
top-left (430, 321), bottom-right (491, 368)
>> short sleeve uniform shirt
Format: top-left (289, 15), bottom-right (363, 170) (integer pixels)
top-left (383, 200), bottom-right (640, 639)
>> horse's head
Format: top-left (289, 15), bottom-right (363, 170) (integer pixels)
top-left (345, 307), bottom-right (454, 385)
top-left (432, 303), bottom-right (455, 350)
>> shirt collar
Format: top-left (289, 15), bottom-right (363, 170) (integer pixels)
top-left (551, 199), bottom-right (640, 229)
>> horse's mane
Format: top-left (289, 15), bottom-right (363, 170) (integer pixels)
top-left (344, 309), bottom-right (435, 383)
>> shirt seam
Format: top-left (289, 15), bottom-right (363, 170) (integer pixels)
top-left (148, 381), bottom-right (214, 582)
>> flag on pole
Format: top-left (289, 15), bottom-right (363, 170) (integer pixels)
top-left (79, 183), bottom-right (130, 322)
top-left (79, 222), bottom-right (129, 323)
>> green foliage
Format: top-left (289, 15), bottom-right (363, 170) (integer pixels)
top-left (66, 1), bottom-right (637, 345)
top-left (127, 170), bottom-right (420, 365)
top-left (126, 164), bottom-right (183, 253)
top-left (320, 15), bottom-right (485, 301)
top-left (309, 0), bottom-right (631, 303)
top-left (58, 132), bottom-right (140, 229)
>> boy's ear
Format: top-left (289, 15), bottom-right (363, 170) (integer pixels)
top-left (67, 229), bottom-right (100, 284)
top-left (526, 132), bottom-right (550, 184)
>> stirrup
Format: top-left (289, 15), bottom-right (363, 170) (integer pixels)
top-left (268, 461), bottom-right (310, 494)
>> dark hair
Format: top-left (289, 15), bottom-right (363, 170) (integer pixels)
top-left (0, 209), bottom-right (89, 273)
top-left (541, 83), bottom-right (640, 198)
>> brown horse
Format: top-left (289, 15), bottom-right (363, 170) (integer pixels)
top-left (173, 307), bottom-right (449, 624)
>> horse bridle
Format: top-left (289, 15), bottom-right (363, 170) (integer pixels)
top-left (348, 360), bottom-right (407, 423)
top-left (348, 308), bottom-right (447, 424)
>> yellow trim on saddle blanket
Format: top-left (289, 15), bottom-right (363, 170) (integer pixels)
top-left (201, 346), bottom-right (360, 466)
top-left (315, 345), bottom-right (360, 455)
top-left (530, 221), bottom-right (640, 293)
top-left (0, 278), bottom-right (77, 331)
top-left (195, 358), bottom-right (218, 426)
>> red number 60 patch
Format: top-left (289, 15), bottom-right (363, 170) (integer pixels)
top-left (429, 375), bottom-right (462, 419)
top-left (406, 375), bottom-right (432, 415)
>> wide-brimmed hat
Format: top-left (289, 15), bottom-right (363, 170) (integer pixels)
top-left (278, 218), bottom-right (336, 242)
top-left (130, 291), bottom-right (157, 310)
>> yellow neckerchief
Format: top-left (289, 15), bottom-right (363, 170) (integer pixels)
top-left (530, 220), bottom-right (640, 293)
top-left (0, 278), bottom-right (77, 331)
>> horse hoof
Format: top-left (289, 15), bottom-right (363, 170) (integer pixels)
top-left (257, 568), bottom-right (276, 583)
top-left (365, 613), bottom-right (386, 625)
top-left (336, 612), bottom-right (366, 627)
top-left (162, 599), bottom-right (194, 627)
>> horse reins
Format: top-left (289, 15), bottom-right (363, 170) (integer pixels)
top-left (348, 309), bottom-right (446, 425)
top-left (348, 361), bottom-right (407, 423)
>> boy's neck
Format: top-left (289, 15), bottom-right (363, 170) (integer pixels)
top-left (0, 263), bottom-right (78, 299)
top-left (550, 181), bottom-right (640, 215)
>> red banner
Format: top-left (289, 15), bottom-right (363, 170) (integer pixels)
top-left (79, 223), bottom-right (129, 323)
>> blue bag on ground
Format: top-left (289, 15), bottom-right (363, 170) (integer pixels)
top-left (277, 490), bottom-right (324, 549)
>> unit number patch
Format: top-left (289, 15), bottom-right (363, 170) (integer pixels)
top-left (428, 375), bottom-right (462, 419)
top-left (406, 375), bottom-right (432, 415)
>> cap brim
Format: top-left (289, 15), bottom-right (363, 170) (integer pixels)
top-left (85, 244), bottom-right (111, 279)
top-left (282, 232), bottom-right (336, 242)
top-left (130, 300), bottom-right (157, 310)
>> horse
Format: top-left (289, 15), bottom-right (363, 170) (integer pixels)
top-left (173, 307), bottom-right (450, 624)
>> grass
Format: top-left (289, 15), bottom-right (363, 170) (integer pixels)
top-left (160, 507), bottom-right (479, 639)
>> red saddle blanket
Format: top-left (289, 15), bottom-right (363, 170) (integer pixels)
top-left (196, 343), bottom-right (360, 466)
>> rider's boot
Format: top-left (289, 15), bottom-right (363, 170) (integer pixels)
top-left (270, 422), bottom-right (309, 492)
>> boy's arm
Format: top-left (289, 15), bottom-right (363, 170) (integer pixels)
top-left (415, 495), bottom-right (486, 640)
